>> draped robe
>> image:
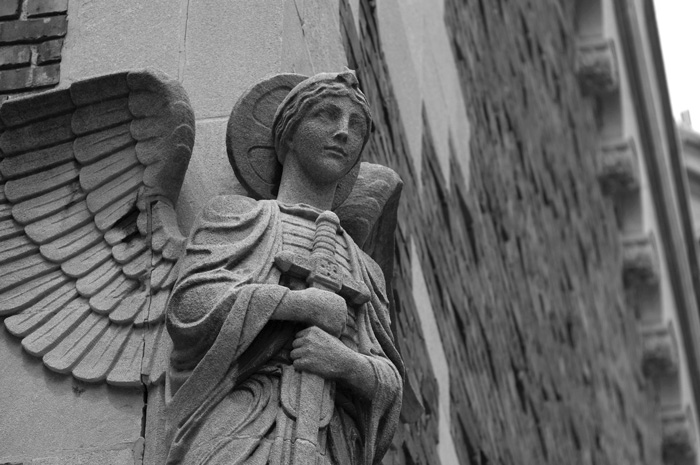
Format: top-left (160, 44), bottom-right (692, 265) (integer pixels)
top-left (163, 195), bottom-right (403, 464)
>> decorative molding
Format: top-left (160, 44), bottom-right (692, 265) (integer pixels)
top-left (641, 323), bottom-right (679, 380)
top-left (576, 38), bottom-right (620, 95)
top-left (622, 233), bottom-right (660, 287)
top-left (598, 138), bottom-right (639, 195)
top-left (662, 407), bottom-right (698, 465)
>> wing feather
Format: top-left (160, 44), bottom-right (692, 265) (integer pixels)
top-left (61, 241), bottom-right (111, 278)
top-left (89, 273), bottom-right (138, 315)
top-left (75, 259), bottom-right (121, 297)
top-left (0, 141), bottom-right (73, 179)
top-left (5, 283), bottom-right (78, 337)
top-left (0, 217), bottom-right (23, 240)
top-left (25, 200), bottom-right (91, 243)
top-left (85, 165), bottom-right (143, 213)
top-left (5, 161), bottom-right (79, 202)
top-left (72, 98), bottom-right (131, 136)
top-left (103, 210), bottom-right (138, 246)
top-left (72, 324), bottom-right (131, 383)
top-left (134, 288), bottom-right (169, 326)
top-left (143, 323), bottom-right (171, 385)
top-left (113, 236), bottom-right (147, 264)
top-left (0, 68), bottom-right (194, 386)
top-left (0, 270), bottom-right (68, 315)
top-left (0, 235), bottom-right (37, 263)
top-left (0, 202), bottom-right (11, 221)
top-left (94, 188), bottom-right (138, 231)
top-left (79, 146), bottom-right (139, 192)
top-left (69, 73), bottom-right (129, 106)
top-left (150, 259), bottom-right (173, 290)
top-left (74, 123), bottom-right (133, 164)
top-left (12, 184), bottom-right (84, 225)
top-left (40, 222), bottom-right (102, 262)
top-left (22, 299), bottom-right (91, 356)
top-left (0, 113), bottom-right (73, 155)
top-left (123, 249), bottom-right (150, 279)
top-left (106, 328), bottom-right (145, 387)
top-left (0, 88), bottom-right (73, 127)
top-left (160, 259), bottom-right (181, 290)
top-left (0, 253), bottom-right (58, 292)
top-left (43, 313), bottom-right (110, 374)
top-left (109, 290), bottom-right (148, 324)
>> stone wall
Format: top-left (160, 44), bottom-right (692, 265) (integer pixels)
top-left (341, 0), bottom-right (661, 463)
top-left (0, 0), bottom-right (67, 100)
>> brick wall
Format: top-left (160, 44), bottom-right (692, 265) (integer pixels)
top-left (0, 0), bottom-right (67, 102)
top-left (341, 1), bottom-right (661, 464)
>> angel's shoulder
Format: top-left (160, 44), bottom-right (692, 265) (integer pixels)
top-left (202, 195), bottom-right (262, 218)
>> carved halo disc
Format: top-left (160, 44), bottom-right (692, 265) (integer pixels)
top-left (226, 73), bottom-right (361, 209)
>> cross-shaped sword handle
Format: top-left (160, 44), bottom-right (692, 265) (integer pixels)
top-left (274, 211), bottom-right (371, 306)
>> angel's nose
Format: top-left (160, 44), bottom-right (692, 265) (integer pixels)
top-left (333, 115), bottom-right (350, 143)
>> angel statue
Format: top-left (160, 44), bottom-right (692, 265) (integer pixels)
top-left (0, 69), bottom-right (404, 463)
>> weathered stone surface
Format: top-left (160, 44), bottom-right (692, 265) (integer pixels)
top-left (0, 45), bottom-right (31, 68)
top-left (36, 39), bottom-right (64, 64)
top-left (0, 17), bottom-right (68, 43)
top-left (60, 0), bottom-right (180, 81)
top-left (576, 38), bottom-right (620, 95)
top-left (26, 0), bottom-right (69, 18)
top-left (0, 0), bottom-right (21, 20)
top-left (662, 409), bottom-right (697, 465)
top-left (0, 64), bottom-right (61, 92)
top-left (180, 0), bottom-right (285, 118)
top-left (341, 0), bottom-right (660, 463)
top-left (0, 331), bottom-right (142, 460)
top-left (598, 138), bottom-right (640, 194)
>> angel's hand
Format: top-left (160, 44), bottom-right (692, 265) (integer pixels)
top-left (291, 326), bottom-right (353, 379)
top-left (274, 287), bottom-right (347, 337)
top-left (290, 326), bottom-right (378, 398)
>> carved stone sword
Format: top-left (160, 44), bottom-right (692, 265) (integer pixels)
top-left (274, 210), bottom-right (371, 464)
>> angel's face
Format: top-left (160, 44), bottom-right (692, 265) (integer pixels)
top-left (286, 96), bottom-right (367, 184)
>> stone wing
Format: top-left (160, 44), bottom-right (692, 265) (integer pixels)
top-left (0, 69), bottom-right (194, 387)
top-left (335, 162), bottom-right (402, 298)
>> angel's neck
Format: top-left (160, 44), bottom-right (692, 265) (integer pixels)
top-left (276, 158), bottom-right (337, 211)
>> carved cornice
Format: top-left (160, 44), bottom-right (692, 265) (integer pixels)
top-left (662, 408), bottom-right (698, 465)
top-left (597, 138), bottom-right (639, 195)
top-left (641, 323), bottom-right (679, 380)
top-left (576, 38), bottom-right (620, 95)
top-left (622, 233), bottom-right (660, 288)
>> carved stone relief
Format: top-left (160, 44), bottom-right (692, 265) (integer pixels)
top-left (0, 69), bottom-right (404, 464)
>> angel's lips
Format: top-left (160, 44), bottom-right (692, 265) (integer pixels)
top-left (324, 146), bottom-right (347, 157)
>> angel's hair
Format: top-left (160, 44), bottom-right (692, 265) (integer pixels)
top-left (272, 71), bottom-right (373, 165)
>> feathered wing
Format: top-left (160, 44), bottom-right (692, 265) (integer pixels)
top-left (335, 162), bottom-right (402, 314)
top-left (0, 69), bottom-right (194, 387)
top-left (336, 162), bottom-right (424, 421)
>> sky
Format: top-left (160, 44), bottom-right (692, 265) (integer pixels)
top-left (653, 0), bottom-right (700, 128)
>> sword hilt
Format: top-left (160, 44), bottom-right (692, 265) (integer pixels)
top-left (307, 211), bottom-right (342, 292)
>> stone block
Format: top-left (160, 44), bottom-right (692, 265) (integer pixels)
top-left (60, 0), bottom-right (180, 82)
top-left (0, 45), bottom-right (31, 68)
top-left (598, 138), bottom-right (639, 194)
top-left (176, 118), bottom-right (248, 232)
top-left (36, 39), bottom-right (64, 64)
top-left (181, 0), bottom-right (285, 119)
top-left (27, 0), bottom-right (69, 17)
top-left (641, 324), bottom-right (679, 380)
top-left (576, 38), bottom-right (619, 95)
top-left (662, 408), bottom-right (697, 465)
top-left (0, 330), bottom-right (142, 459)
top-left (0, 64), bottom-right (60, 92)
top-left (0, 0), bottom-right (21, 20)
top-left (622, 233), bottom-right (660, 287)
top-left (0, 17), bottom-right (68, 43)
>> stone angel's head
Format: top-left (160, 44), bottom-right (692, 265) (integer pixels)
top-left (271, 71), bottom-right (373, 183)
